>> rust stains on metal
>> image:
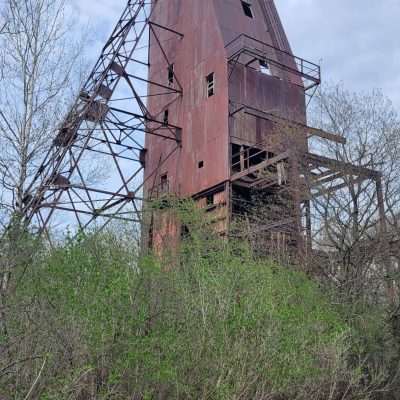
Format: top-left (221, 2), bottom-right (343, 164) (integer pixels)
top-left (20, 0), bottom-right (384, 260)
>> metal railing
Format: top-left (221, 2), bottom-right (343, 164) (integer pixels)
top-left (225, 34), bottom-right (321, 91)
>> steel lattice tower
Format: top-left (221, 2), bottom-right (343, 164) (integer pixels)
top-left (22, 0), bottom-right (385, 258)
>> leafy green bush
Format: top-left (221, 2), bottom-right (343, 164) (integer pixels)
top-left (0, 202), bottom-right (394, 399)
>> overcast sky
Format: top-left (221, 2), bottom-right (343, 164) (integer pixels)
top-left (275, 0), bottom-right (400, 108)
top-left (73, 0), bottom-right (400, 109)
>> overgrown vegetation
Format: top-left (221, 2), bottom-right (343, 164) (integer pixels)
top-left (0, 0), bottom-right (399, 397)
top-left (0, 202), bottom-right (398, 399)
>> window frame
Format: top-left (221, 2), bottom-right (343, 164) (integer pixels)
top-left (259, 59), bottom-right (272, 75)
top-left (206, 72), bottom-right (215, 98)
top-left (241, 1), bottom-right (254, 18)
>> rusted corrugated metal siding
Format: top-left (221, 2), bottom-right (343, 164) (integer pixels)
top-left (145, 0), bottom-right (306, 196)
top-left (144, 0), bottom-right (308, 250)
top-left (144, 0), bottom-right (230, 199)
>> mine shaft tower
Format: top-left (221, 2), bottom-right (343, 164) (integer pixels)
top-left (21, 0), bottom-right (385, 257)
top-left (145, 0), bottom-right (317, 252)
top-left (143, 0), bottom-right (384, 256)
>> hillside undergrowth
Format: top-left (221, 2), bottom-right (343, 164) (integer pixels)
top-left (0, 202), bottom-right (396, 399)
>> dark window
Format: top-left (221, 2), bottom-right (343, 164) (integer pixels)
top-left (160, 173), bottom-right (168, 193)
top-left (260, 60), bottom-right (272, 75)
top-left (206, 73), bottom-right (215, 97)
top-left (198, 160), bottom-right (204, 169)
top-left (163, 109), bottom-right (169, 125)
top-left (206, 194), bottom-right (214, 206)
top-left (168, 64), bottom-right (174, 84)
top-left (241, 1), bottom-right (253, 18)
top-left (181, 224), bottom-right (190, 239)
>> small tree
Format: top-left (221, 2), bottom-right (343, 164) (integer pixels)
top-left (308, 85), bottom-right (399, 290)
top-left (0, 0), bottom-right (85, 229)
top-left (0, 0), bottom-right (87, 353)
top-left (308, 85), bottom-right (400, 371)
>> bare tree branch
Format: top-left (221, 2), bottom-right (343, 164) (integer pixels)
top-left (309, 84), bottom-right (400, 309)
top-left (0, 0), bottom-right (87, 226)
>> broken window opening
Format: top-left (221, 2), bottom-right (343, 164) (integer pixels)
top-left (249, 147), bottom-right (267, 167)
top-left (206, 72), bottom-right (215, 97)
top-left (168, 64), bottom-right (174, 84)
top-left (241, 1), bottom-right (254, 18)
top-left (163, 109), bottom-right (169, 125)
top-left (160, 173), bottom-right (168, 192)
top-left (206, 194), bottom-right (214, 206)
top-left (181, 224), bottom-right (190, 239)
top-left (198, 160), bottom-right (204, 169)
top-left (231, 143), bottom-right (269, 172)
top-left (260, 60), bottom-right (272, 75)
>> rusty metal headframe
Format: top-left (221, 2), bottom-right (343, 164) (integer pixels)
top-left (21, 0), bottom-right (183, 236)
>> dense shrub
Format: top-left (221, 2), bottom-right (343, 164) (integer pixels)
top-left (0, 203), bottom-right (396, 399)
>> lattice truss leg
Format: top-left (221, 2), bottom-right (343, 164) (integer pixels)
top-left (22, 0), bottom-right (183, 235)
